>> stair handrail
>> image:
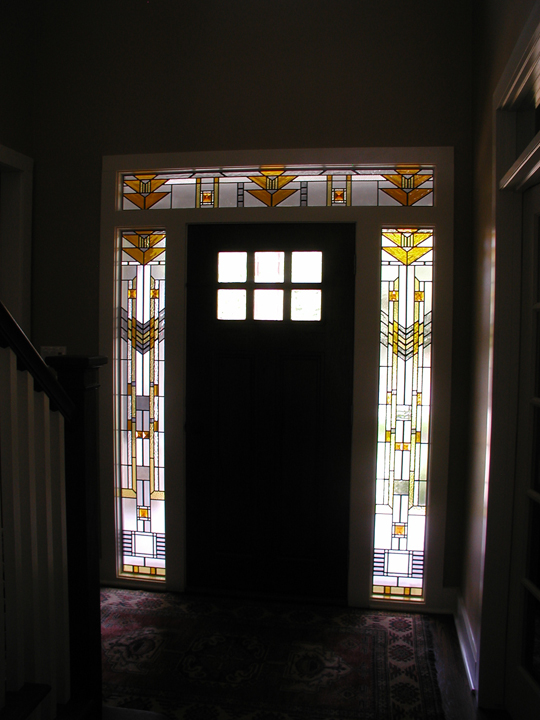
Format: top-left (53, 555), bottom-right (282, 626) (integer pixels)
top-left (0, 299), bottom-right (74, 419)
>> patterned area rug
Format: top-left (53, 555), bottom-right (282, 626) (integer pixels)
top-left (101, 588), bottom-right (444, 720)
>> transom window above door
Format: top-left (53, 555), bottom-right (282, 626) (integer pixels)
top-left (217, 250), bottom-right (323, 321)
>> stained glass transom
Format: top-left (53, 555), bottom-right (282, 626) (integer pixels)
top-left (115, 163), bottom-right (438, 597)
top-left (122, 165), bottom-right (433, 210)
top-left (372, 228), bottom-right (433, 601)
top-left (118, 229), bottom-right (166, 580)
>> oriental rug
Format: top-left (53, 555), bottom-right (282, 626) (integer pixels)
top-left (101, 588), bottom-right (445, 720)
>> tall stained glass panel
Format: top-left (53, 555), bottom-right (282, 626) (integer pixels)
top-left (372, 228), bottom-right (433, 601)
top-left (118, 229), bottom-right (166, 579)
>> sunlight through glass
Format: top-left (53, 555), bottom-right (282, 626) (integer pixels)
top-left (254, 289), bottom-right (283, 320)
top-left (291, 290), bottom-right (321, 321)
top-left (218, 252), bottom-right (247, 283)
top-left (291, 252), bottom-right (322, 283)
top-left (217, 289), bottom-right (246, 320)
top-left (255, 252), bottom-right (285, 283)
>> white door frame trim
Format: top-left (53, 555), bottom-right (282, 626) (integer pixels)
top-left (99, 147), bottom-right (454, 612)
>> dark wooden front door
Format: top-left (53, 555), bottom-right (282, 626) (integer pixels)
top-left (186, 223), bottom-right (355, 601)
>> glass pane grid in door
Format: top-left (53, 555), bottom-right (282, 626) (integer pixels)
top-left (372, 228), bottom-right (433, 601)
top-left (217, 251), bottom-right (322, 322)
top-left (117, 229), bottom-right (166, 580)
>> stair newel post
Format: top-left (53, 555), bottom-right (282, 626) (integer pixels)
top-left (46, 355), bottom-right (107, 719)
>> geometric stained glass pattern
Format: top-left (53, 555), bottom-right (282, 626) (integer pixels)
top-left (372, 229), bottom-right (433, 601)
top-left (122, 165), bottom-right (433, 210)
top-left (118, 229), bottom-right (166, 580)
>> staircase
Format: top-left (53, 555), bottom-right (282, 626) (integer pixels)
top-left (0, 300), bottom-right (117, 719)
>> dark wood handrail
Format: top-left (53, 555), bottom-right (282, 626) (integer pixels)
top-left (0, 299), bottom-right (75, 419)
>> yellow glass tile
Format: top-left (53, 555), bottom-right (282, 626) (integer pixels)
top-left (151, 289), bottom-right (159, 298)
top-left (394, 524), bottom-right (406, 535)
top-left (396, 442), bottom-right (402, 451)
top-left (133, 566), bottom-right (139, 574)
top-left (391, 586), bottom-right (404, 595)
top-left (138, 508), bottom-right (149, 518)
top-left (411, 588), bottom-right (423, 596)
top-left (150, 567), bottom-right (156, 575)
top-left (396, 167), bottom-right (420, 176)
top-left (123, 564), bottom-right (133, 573)
top-left (389, 291), bottom-right (398, 301)
top-left (417, 393), bottom-right (422, 404)
top-left (384, 586), bottom-right (391, 595)
top-left (128, 289), bottom-right (136, 298)
top-left (137, 431), bottom-right (144, 438)
top-left (153, 420), bottom-right (159, 432)
top-left (387, 392), bottom-right (392, 404)
top-left (401, 176), bottom-right (414, 189)
top-left (403, 443), bottom-right (410, 451)
top-left (127, 420), bottom-right (132, 431)
top-left (201, 191), bottom-right (213, 204)
top-left (385, 431), bottom-right (391, 442)
top-left (404, 587), bottom-right (411, 596)
top-left (416, 431), bottom-right (421, 443)
top-left (157, 568), bottom-right (166, 576)
top-left (139, 566), bottom-right (151, 574)
top-left (415, 291), bottom-right (424, 301)
top-left (260, 165), bottom-right (285, 177)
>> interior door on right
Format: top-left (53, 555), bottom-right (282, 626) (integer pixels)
top-left (506, 184), bottom-right (540, 718)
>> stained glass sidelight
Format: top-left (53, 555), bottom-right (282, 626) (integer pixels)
top-left (372, 228), bottom-right (433, 601)
top-left (118, 229), bottom-right (166, 579)
top-left (122, 165), bottom-right (434, 210)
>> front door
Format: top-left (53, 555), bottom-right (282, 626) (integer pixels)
top-left (186, 223), bottom-right (355, 602)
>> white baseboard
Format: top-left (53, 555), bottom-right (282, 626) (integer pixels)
top-left (455, 597), bottom-right (478, 693)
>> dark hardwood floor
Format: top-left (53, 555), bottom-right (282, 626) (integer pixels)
top-left (429, 614), bottom-right (511, 720)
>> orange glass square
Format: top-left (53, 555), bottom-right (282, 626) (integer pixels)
top-left (201, 191), bottom-right (213, 204)
top-left (138, 507), bottom-right (149, 518)
top-left (333, 189), bottom-right (345, 203)
top-left (415, 291), bottom-right (424, 301)
top-left (389, 291), bottom-right (398, 301)
top-left (128, 289), bottom-right (136, 298)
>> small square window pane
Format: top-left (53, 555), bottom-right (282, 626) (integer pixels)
top-left (254, 289), bottom-right (283, 320)
top-left (218, 290), bottom-right (246, 320)
top-left (218, 252), bottom-right (247, 283)
top-left (255, 252), bottom-right (284, 283)
top-left (291, 290), bottom-right (321, 321)
top-left (292, 252), bottom-right (322, 283)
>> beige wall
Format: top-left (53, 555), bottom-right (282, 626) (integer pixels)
top-left (0, 2), bottom-right (35, 158)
